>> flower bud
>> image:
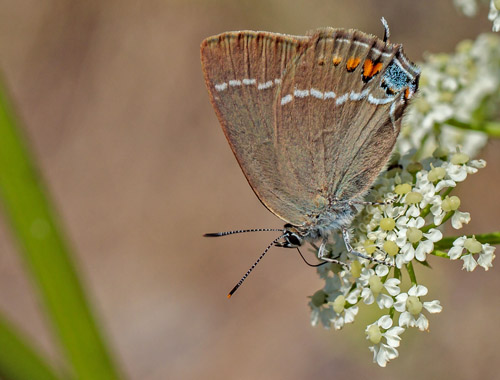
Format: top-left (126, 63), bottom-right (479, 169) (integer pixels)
top-left (383, 240), bottom-right (399, 257)
top-left (333, 295), bottom-right (345, 314)
top-left (428, 166), bottom-right (446, 182)
top-left (433, 146), bottom-right (449, 159)
top-left (451, 152), bottom-right (469, 165)
top-left (364, 239), bottom-right (376, 254)
top-left (369, 275), bottom-right (384, 295)
top-left (380, 217), bottom-right (396, 231)
top-left (464, 237), bottom-right (482, 254)
top-left (407, 162), bottom-right (423, 174)
top-left (406, 296), bottom-right (423, 315)
top-left (350, 260), bottom-right (362, 278)
top-left (311, 290), bottom-right (327, 307)
top-left (395, 183), bottom-right (412, 195)
top-left (441, 195), bottom-right (460, 212)
top-left (405, 191), bottom-right (423, 205)
top-left (407, 227), bottom-right (423, 243)
top-left (367, 324), bottom-right (382, 344)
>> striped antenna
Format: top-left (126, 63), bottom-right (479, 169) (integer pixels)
top-left (204, 228), bottom-right (284, 237)
top-left (227, 234), bottom-right (286, 298)
top-left (381, 17), bottom-right (390, 43)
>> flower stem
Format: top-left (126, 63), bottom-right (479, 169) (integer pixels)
top-left (432, 250), bottom-right (450, 259)
top-left (435, 232), bottom-right (500, 249)
top-left (422, 211), bottom-right (454, 233)
top-left (393, 266), bottom-right (402, 280)
top-left (446, 118), bottom-right (500, 137)
top-left (405, 262), bottom-right (418, 286)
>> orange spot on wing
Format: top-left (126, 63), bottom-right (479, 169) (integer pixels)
top-left (405, 88), bottom-right (411, 99)
top-left (363, 59), bottom-right (374, 77)
top-left (371, 62), bottom-right (383, 76)
top-left (332, 56), bottom-right (342, 66)
top-left (346, 57), bottom-right (361, 72)
top-left (363, 60), bottom-right (383, 79)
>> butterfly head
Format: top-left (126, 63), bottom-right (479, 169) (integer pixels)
top-left (274, 224), bottom-right (307, 248)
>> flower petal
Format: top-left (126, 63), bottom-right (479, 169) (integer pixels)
top-left (462, 254), bottom-right (478, 271)
top-left (424, 228), bottom-right (443, 242)
top-left (378, 314), bottom-right (393, 329)
top-left (384, 327), bottom-right (405, 347)
top-left (384, 278), bottom-right (401, 296)
top-left (376, 265), bottom-right (390, 277)
top-left (423, 300), bottom-right (443, 313)
top-left (399, 311), bottom-right (412, 327)
top-left (451, 210), bottom-right (471, 229)
top-left (377, 294), bottom-right (394, 309)
top-left (415, 313), bottom-right (429, 331)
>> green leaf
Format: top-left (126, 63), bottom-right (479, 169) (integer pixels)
top-left (0, 315), bottom-right (63, 380)
top-left (0, 79), bottom-right (121, 379)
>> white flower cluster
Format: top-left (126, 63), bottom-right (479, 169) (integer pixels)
top-left (398, 33), bottom-right (500, 157)
top-left (453, 0), bottom-right (500, 32)
top-left (448, 235), bottom-right (496, 270)
top-left (309, 148), bottom-right (495, 367)
top-left (454, 0), bottom-right (478, 16)
top-left (489, 0), bottom-right (500, 31)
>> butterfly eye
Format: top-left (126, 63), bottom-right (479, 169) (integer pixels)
top-left (285, 232), bottom-right (303, 247)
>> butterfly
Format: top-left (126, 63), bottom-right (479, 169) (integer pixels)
top-left (201, 19), bottom-right (419, 297)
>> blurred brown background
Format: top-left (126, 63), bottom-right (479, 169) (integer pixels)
top-left (0, 0), bottom-right (499, 379)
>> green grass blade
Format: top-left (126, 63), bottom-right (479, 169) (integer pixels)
top-left (0, 314), bottom-right (63, 380)
top-left (0, 80), bottom-right (122, 379)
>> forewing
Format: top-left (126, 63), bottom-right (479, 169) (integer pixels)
top-left (275, 28), bottom-right (420, 208)
top-left (201, 31), bottom-right (310, 224)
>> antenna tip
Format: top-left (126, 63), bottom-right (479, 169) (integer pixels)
top-left (381, 17), bottom-right (390, 42)
top-left (204, 232), bottom-right (221, 237)
top-left (227, 293), bottom-right (232, 299)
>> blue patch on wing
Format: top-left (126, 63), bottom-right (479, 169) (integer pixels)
top-left (382, 62), bottom-right (410, 91)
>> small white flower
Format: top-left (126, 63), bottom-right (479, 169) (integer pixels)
top-left (442, 161), bottom-right (468, 182)
top-left (448, 236), bottom-right (467, 259)
top-left (415, 229), bottom-right (443, 261)
top-left (310, 274), bottom-right (363, 330)
top-left (454, 0), bottom-right (478, 16)
top-left (394, 285), bottom-right (442, 331)
top-left (357, 266), bottom-right (401, 308)
top-left (451, 210), bottom-right (471, 229)
top-left (398, 34), bottom-right (500, 157)
top-left (310, 304), bottom-right (336, 329)
top-left (489, 0), bottom-right (500, 32)
top-left (469, 159), bottom-right (486, 169)
top-left (366, 315), bottom-right (405, 367)
top-left (435, 179), bottom-right (456, 192)
top-left (477, 244), bottom-right (496, 270)
top-left (327, 291), bottom-right (360, 330)
top-left (447, 236), bottom-right (496, 271)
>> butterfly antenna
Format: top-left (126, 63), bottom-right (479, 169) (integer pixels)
top-left (227, 234), bottom-right (286, 298)
top-left (204, 228), bottom-right (284, 237)
top-left (381, 17), bottom-right (390, 43)
top-left (295, 247), bottom-right (328, 267)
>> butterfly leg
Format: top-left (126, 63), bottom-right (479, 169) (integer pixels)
top-left (316, 237), bottom-right (349, 267)
top-left (342, 228), bottom-right (391, 265)
top-left (317, 237), bottom-right (329, 259)
top-left (347, 197), bottom-right (396, 207)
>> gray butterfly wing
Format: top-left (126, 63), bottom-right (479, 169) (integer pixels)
top-left (201, 31), bottom-right (311, 224)
top-left (275, 28), bottom-right (419, 218)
